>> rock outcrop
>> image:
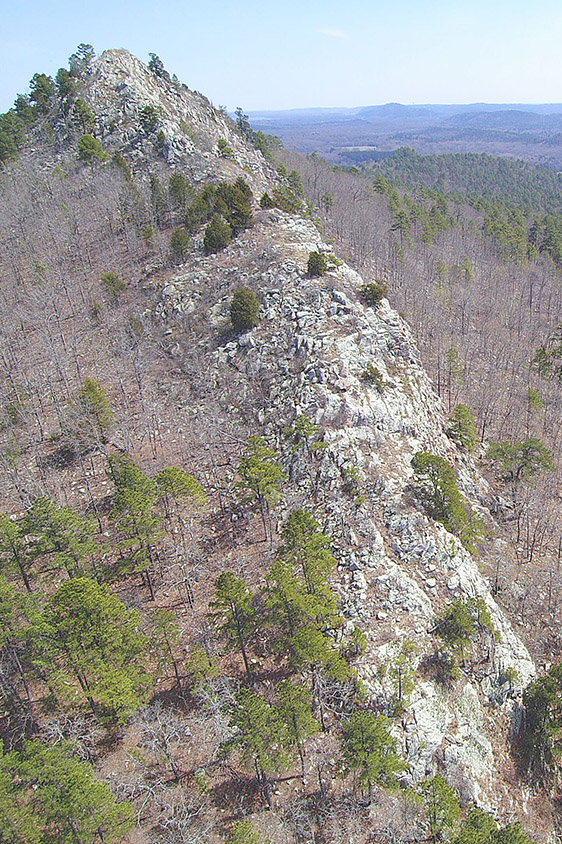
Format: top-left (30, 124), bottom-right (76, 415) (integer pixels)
top-left (86, 49), bottom-right (272, 192)
top-left (81, 50), bottom-right (537, 815)
top-left (160, 208), bottom-right (535, 811)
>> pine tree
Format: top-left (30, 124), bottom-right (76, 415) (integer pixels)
top-left (69, 44), bottom-right (95, 76)
top-left (0, 514), bottom-right (32, 592)
top-left (210, 572), bottom-right (257, 683)
top-left (290, 625), bottom-right (351, 729)
top-left (168, 172), bottom-right (191, 208)
top-left (432, 597), bottom-right (494, 666)
top-left (223, 687), bottom-right (290, 808)
top-left (100, 270), bottom-right (128, 301)
top-left (75, 376), bottom-right (115, 447)
top-left (72, 98), bottom-right (96, 132)
top-left (29, 73), bottom-right (56, 113)
top-left (216, 177), bottom-right (253, 232)
top-left (0, 738), bottom-right (133, 843)
top-left (38, 577), bottom-right (150, 722)
top-left (266, 511), bottom-right (341, 642)
top-left (278, 679), bottom-right (319, 781)
top-left (109, 455), bottom-right (163, 599)
top-left (155, 466), bottom-right (206, 515)
top-left (286, 413), bottom-right (323, 457)
top-left (236, 436), bottom-right (284, 541)
top-left (340, 710), bottom-right (405, 804)
top-left (148, 53), bottom-right (167, 78)
top-left (521, 662), bottom-right (562, 786)
top-left (0, 576), bottom-right (38, 721)
top-left (419, 775), bottom-right (461, 843)
top-left (266, 557), bottom-right (308, 639)
top-left (359, 281), bottom-right (387, 308)
top-left (234, 107), bottom-right (253, 140)
top-left (149, 608), bottom-right (183, 695)
top-left (25, 497), bottom-right (97, 579)
top-left (280, 510), bottom-right (339, 623)
top-left (486, 437), bottom-right (554, 485)
top-left (452, 808), bottom-right (498, 844)
top-left (446, 404), bottom-right (477, 452)
top-left (411, 451), bottom-right (484, 552)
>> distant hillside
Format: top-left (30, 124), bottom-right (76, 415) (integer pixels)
top-left (249, 102), bottom-right (562, 166)
top-left (443, 109), bottom-right (562, 131)
top-left (367, 147), bottom-right (562, 213)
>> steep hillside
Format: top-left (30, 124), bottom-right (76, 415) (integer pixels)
top-left (84, 49), bottom-right (272, 192)
top-left (278, 146), bottom-right (562, 658)
top-left (162, 206), bottom-right (537, 801)
top-left (0, 48), bottom-right (555, 844)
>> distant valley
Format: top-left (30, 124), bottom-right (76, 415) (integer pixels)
top-left (249, 102), bottom-right (562, 167)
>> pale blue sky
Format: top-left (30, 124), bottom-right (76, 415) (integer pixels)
top-left (2, 0), bottom-right (562, 112)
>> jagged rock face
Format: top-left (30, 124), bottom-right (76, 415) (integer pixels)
top-left (160, 209), bottom-right (535, 811)
top-left (85, 49), bottom-right (272, 192)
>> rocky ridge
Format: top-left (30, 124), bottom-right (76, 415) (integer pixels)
top-left (85, 49), bottom-right (272, 193)
top-left (159, 208), bottom-right (535, 812)
top-left (54, 48), bottom-right (540, 820)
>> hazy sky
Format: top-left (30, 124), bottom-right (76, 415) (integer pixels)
top-left (2, 0), bottom-right (562, 112)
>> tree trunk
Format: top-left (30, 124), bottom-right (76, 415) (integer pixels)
top-left (145, 568), bottom-right (156, 601)
top-left (261, 768), bottom-right (273, 809)
top-left (259, 496), bottom-right (269, 543)
top-left (234, 606), bottom-right (253, 684)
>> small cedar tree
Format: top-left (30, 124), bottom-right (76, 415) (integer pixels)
top-left (217, 138), bottom-right (234, 158)
top-left (307, 251), bottom-right (327, 277)
top-left (73, 98), bottom-right (95, 133)
top-left (230, 820), bottom-right (270, 844)
top-left (100, 271), bottom-right (127, 300)
top-left (170, 227), bottom-right (190, 263)
top-left (168, 172), bottom-right (191, 208)
top-left (360, 281), bottom-right (387, 307)
top-left (139, 104), bottom-right (159, 134)
top-left (204, 214), bottom-right (232, 254)
top-left (230, 286), bottom-right (260, 332)
top-left (78, 134), bottom-right (108, 164)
